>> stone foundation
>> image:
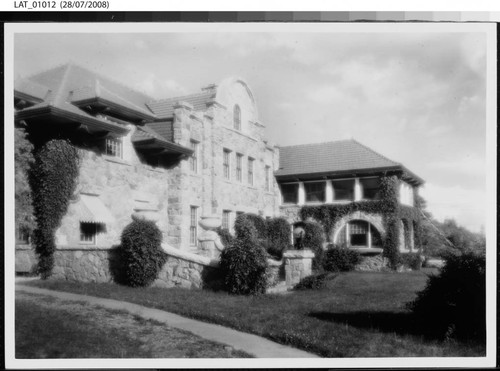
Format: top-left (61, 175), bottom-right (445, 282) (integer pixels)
top-left (283, 249), bottom-right (314, 286)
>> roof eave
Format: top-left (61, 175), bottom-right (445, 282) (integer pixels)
top-left (15, 105), bottom-right (129, 135)
top-left (133, 137), bottom-right (194, 156)
top-left (73, 97), bottom-right (156, 121)
top-left (275, 166), bottom-right (407, 181)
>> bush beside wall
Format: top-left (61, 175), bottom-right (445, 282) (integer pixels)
top-left (323, 244), bottom-right (362, 272)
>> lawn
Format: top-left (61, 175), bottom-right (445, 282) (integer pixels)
top-left (23, 269), bottom-right (485, 357)
top-left (16, 291), bottom-right (252, 358)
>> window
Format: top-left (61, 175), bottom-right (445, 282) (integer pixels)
top-left (281, 183), bottom-right (299, 204)
top-left (335, 220), bottom-right (382, 248)
top-left (222, 210), bottom-right (231, 230)
top-left (265, 165), bottom-right (271, 192)
top-left (16, 226), bottom-right (30, 244)
top-left (248, 157), bottom-right (254, 185)
top-left (304, 182), bottom-right (325, 203)
top-left (190, 140), bottom-right (199, 173)
top-left (190, 206), bottom-right (198, 246)
top-left (105, 137), bottom-right (123, 158)
top-left (236, 153), bottom-right (243, 182)
top-left (80, 222), bottom-right (97, 244)
top-left (233, 104), bottom-right (241, 131)
top-left (223, 149), bottom-right (231, 180)
top-left (349, 220), bottom-right (368, 246)
top-left (333, 179), bottom-right (355, 201)
top-left (360, 178), bottom-right (380, 200)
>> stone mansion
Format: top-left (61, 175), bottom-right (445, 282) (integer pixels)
top-left (15, 63), bottom-right (423, 257)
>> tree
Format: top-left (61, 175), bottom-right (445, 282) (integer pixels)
top-left (15, 127), bottom-right (35, 240)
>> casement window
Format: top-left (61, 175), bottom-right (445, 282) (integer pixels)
top-left (236, 153), bottom-right (243, 182)
top-left (304, 182), bottom-right (326, 203)
top-left (233, 105), bottom-right (241, 131)
top-left (265, 165), bottom-right (271, 192)
top-left (335, 220), bottom-right (382, 248)
top-left (222, 210), bottom-right (231, 230)
top-left (332, 179), bottom-right (355, 201)
top-left (281, 183), bottom-right (299, 204)
top-left (247, 157), bottom-right (254, 185)
top-left (190, 140), bottom-right (199, 173)
top-left (105, 137), bottom-right (123, 158)
top-left (80, 222), bottom-right (97, 244)
top-left (223, 149), bottom-right (231, 180)
top-left (190, 206), bottom-right (198, 246)
top-left (360, 177), bottom-right (381, 200)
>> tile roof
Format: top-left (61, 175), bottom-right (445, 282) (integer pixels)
top-left (276, 139), bottom-right (423, 184)
top-left (14, 78), bottom-right (51, 102)
top-left (24, 63), bottom-right (156, 119)
top-left (147, 91), bottom-right (215, 118)
top-left (144, 121), bottom-right (174, 142)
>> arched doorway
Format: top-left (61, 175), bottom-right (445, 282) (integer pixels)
top-left (334, 220), bottom-right (382, 248)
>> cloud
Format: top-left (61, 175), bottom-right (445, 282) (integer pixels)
top-left (430, 154), bottom-right (486, 177)
top-left (420, 183), bottom-right (486, 232)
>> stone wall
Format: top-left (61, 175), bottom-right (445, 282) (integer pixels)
top-left (46, 245), bottom-right (220, 289)
top-left (56, 128), bottom-right (171, 249)
top-left (355, 254), bottom-right (388, 272)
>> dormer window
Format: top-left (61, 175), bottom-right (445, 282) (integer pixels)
top-left (105, 137), bottom-right (123, 158)
top-left (233, 105), bottom-right (241, 131)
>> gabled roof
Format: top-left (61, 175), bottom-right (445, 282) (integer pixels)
top-left (276, 139), bottom-right (423, 185)
top-left (147, 91), bottom-right (215, 119)
top-left (14, 77), bottom-right (51, 103)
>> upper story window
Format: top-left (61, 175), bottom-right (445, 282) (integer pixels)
top-left (80, 222), bottom-right (97, 244)
top-left (236, 153), bottom-right (243, 182)
top-left (233, 104), bottom-right (241, 131)
top-left (305, 181), bottom-right (326, 203)
top-left (190, 206), bottom-right (198, 246)
top-left (247, 157), bottom-right (254, 185)
top-left (400, 182), bottom-right (414, 206)
top-left (360, 178), bottom-right (380, 200)
top-left (265, 165), bottom-right (271, 192)
top-left (223, 149), bottom-right (231, 180)
top-left (190, 140), bottom-right (199, 173)
top-left (105, 137), bottom-right (123, 158)
top-left (281, 183), bottom-right (299, 204)
top-left (333, 179), bottom-right (355, 201)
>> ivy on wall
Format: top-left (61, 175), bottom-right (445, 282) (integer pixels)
top-left (299, 175), bottom-right (423, 269)
top-left (29, 139), bottom-right (80, 278)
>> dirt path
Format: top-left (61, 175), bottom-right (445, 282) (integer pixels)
top-left (16, 291), bottom-right (252, 358)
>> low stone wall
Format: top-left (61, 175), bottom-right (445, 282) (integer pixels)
top-left (15, 245), bottom-right (37, 273)
top-left (355, 254), bottom-right (388, 271)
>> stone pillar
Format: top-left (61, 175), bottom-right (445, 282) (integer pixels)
top-left (354, 178), bottom-right (362, 201)
top-left (298, 182), bottom-right (305, 205)
top-left (325, 180), bottom-right (333, 203)
top-left (283, 249), bottom-right (315, 286)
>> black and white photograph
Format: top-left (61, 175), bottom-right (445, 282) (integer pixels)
top-left (5, 20), bottom-right (496, 368)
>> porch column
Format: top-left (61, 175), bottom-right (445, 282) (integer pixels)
top-left (368, 223), bottom-right (372, 248)
top-left (325, 180), bottom-right (333, 203)
top-left (354, 178), bottom-right (362, 201)
top-left (298, 182), bottom-right (305, 205)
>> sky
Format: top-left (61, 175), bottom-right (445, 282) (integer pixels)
top-left (12, 24), bottom-right (491, 232)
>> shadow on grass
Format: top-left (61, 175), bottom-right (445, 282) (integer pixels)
top-left (309, 311), bottom-right (444, 340)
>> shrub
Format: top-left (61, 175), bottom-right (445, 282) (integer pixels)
top-left (29, 139), bottom-right (80, 278)
top-left (120, 219), bottom-right (167, 287)
top-left (266, 217), bottom-right (291, 259)
top-left (407, 251), bottom-right (485, 341)
top-left (300, 221), bottom-right (325, 270)
top-left (294, 272), bottom-right (336, 290)
top-left (400, 252), bottom-right (422, 270)
top-left (219, 223), bottom-right (269, 295)
top-left (235, 213), bottom-right (267, 240)
top-left (323, 244), bottom-right (362, 272)
top-left (215, 227), bottom-right (235, 248)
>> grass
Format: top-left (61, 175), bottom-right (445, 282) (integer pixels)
top-left (16, 291), bottom-right (252, 358)
top-left (22, 269), bottom-right (485, 357)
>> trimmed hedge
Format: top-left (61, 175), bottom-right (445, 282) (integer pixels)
top-left (266, 217), bottom-right (291, 259)
top-left (29, 139), bottom-right (80, 278)
top-left (219, 222), bottom-right (269, 295)
top-left (120, 219), bottom-right (167, 287)
top-left (294, 272), bottom-right (335, 291)
top-left (400, 252), bottom-right (422, 270)
top-left (235, 213), bottom-right (267, 240)
top-left (215, 227), bottom-right (235, 248)
top-left (323, 244), bottom-right (362, 272)
top-left (408, 251), bottom-right (486, 341)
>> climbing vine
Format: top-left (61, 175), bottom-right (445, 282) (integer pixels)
top-left (29, 139), bottom-right (80, 278)
top-left (299, 175), bottom-right (423, 270)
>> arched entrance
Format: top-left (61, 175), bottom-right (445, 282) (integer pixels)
top-left (333, 219), bottom-right (382, 248)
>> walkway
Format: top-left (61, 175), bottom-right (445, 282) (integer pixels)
top-left (16, 282), bottom-right (319, 358)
